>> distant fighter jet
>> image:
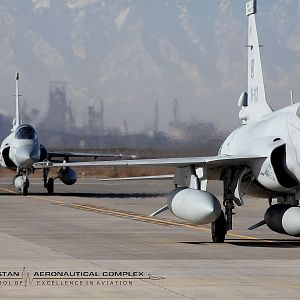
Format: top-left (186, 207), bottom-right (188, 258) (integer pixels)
top-left (0, 73), bottom-right (127, 195)
top-left (35, 0), bottom-right (300, 242)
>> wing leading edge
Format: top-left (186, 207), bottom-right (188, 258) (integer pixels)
top-left (34, 155), bottom-right (265, 170)
top-left (47, 151), bottom-right (136, 160)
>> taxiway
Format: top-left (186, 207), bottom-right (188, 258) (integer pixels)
top-left (0, 178), bottom-right (299, 299)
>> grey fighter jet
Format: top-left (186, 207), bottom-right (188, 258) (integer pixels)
top-left (0, 73), bottom-right (127, 195)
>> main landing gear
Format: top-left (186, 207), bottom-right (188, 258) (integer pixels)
top-left (211, 211), bottom-right (226, 242)
top-left (211, 168), bottom-right (247, 243)
top-left (43, 167), bottom-right (54, 195)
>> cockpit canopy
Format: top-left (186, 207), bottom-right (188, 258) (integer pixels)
top-left (297, 105), bottom-right (300, 117)
top-left (15, 124), bottom-right (37, 140)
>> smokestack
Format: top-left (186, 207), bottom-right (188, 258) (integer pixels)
top-left (99, 99), bottom-right (104, 131)
top-left (123, 119), bottom-right (128, 135)
top-left (173, 98), bottom-right (179, 123)
top-left (154, 101), bottom-right (159, 133)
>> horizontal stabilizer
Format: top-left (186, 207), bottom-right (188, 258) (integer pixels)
top-left (149, 205), bottom-right (169, 217)
top-left (248, 220), bottom-right (265, 230)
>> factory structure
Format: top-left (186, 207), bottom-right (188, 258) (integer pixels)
top-left (42, 81), bottom-right (74, 133)
top-left (14, 82), bottom-right (225, 153)
top-left (87, 99), bottom-right (105, 134)
top-left (40, 81), bottom-right (106, 136)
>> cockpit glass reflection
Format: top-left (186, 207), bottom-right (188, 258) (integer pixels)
top-left (15, 125), bottom-right (37, 140)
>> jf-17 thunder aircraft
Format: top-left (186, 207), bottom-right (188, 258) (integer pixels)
top-left (0, 73), bottom-right (130, 196)
top-left (34, 0), bottom-right (300, 242)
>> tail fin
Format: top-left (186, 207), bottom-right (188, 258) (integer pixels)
top-left (239, 0), bottom-right (273, 123)
top-left (15, 72), bottom-right (20, 127)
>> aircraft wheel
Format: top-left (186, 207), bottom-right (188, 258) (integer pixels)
top-left (211, 211), bottom-right (226, 243)
top-left (47, 178), bottom-right (54, 195)
top-left (22, 179), bottom-right (29, 196)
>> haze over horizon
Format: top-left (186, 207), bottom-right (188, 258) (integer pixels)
top-left (0, 0), bottom-right (299, 133)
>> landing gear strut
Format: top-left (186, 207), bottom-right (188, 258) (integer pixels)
top-left (222, 169), bottom-right (236, 232)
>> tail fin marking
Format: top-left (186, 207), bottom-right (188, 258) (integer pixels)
top-left (239, 0), bottom-right (273, 123)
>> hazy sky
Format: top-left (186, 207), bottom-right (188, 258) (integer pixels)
top-left (0, 0), bottom-right (299, 133)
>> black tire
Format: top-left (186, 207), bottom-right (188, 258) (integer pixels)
top-left (47, 178), bottom-right (54, 195)
top-left (211, 211), bottom-right (227, 243)
top-left (22, 179), bottom-right (29, 196)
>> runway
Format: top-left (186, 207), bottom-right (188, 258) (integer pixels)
top-left (0, 178), bottom-right (300, 299)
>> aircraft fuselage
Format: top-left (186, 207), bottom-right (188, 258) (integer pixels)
top-left (220, 103), bottom-right (300, 198)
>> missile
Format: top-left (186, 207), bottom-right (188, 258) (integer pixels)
top-left (264, 204), bottom-right (300, 236)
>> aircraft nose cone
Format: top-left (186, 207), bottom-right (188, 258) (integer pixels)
top-left (16, 145), bottom-right (40, 167)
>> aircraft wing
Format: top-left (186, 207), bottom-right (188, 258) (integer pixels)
top-left (34, 155), bottom-right (265, 178)
top-left (47, 151), bottom-right (136, 160)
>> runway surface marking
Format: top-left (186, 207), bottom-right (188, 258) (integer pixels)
top-left (0, 186), bottom-right (287, 244)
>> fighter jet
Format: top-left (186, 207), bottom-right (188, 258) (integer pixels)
top-left (0, 73), bottom-right (128, 196)
top-left (34, 0), bottom-right (300, 242)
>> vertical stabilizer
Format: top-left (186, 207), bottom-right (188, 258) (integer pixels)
top-left (239, 0), bottom-right (273, 123)
top-left (15, 72), bottom-right (20, 127)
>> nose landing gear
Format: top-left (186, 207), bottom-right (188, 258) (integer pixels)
top-left (21, 176), bottom-right (29, 196)
top-left (13, 171), bottom-right (30, 196)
